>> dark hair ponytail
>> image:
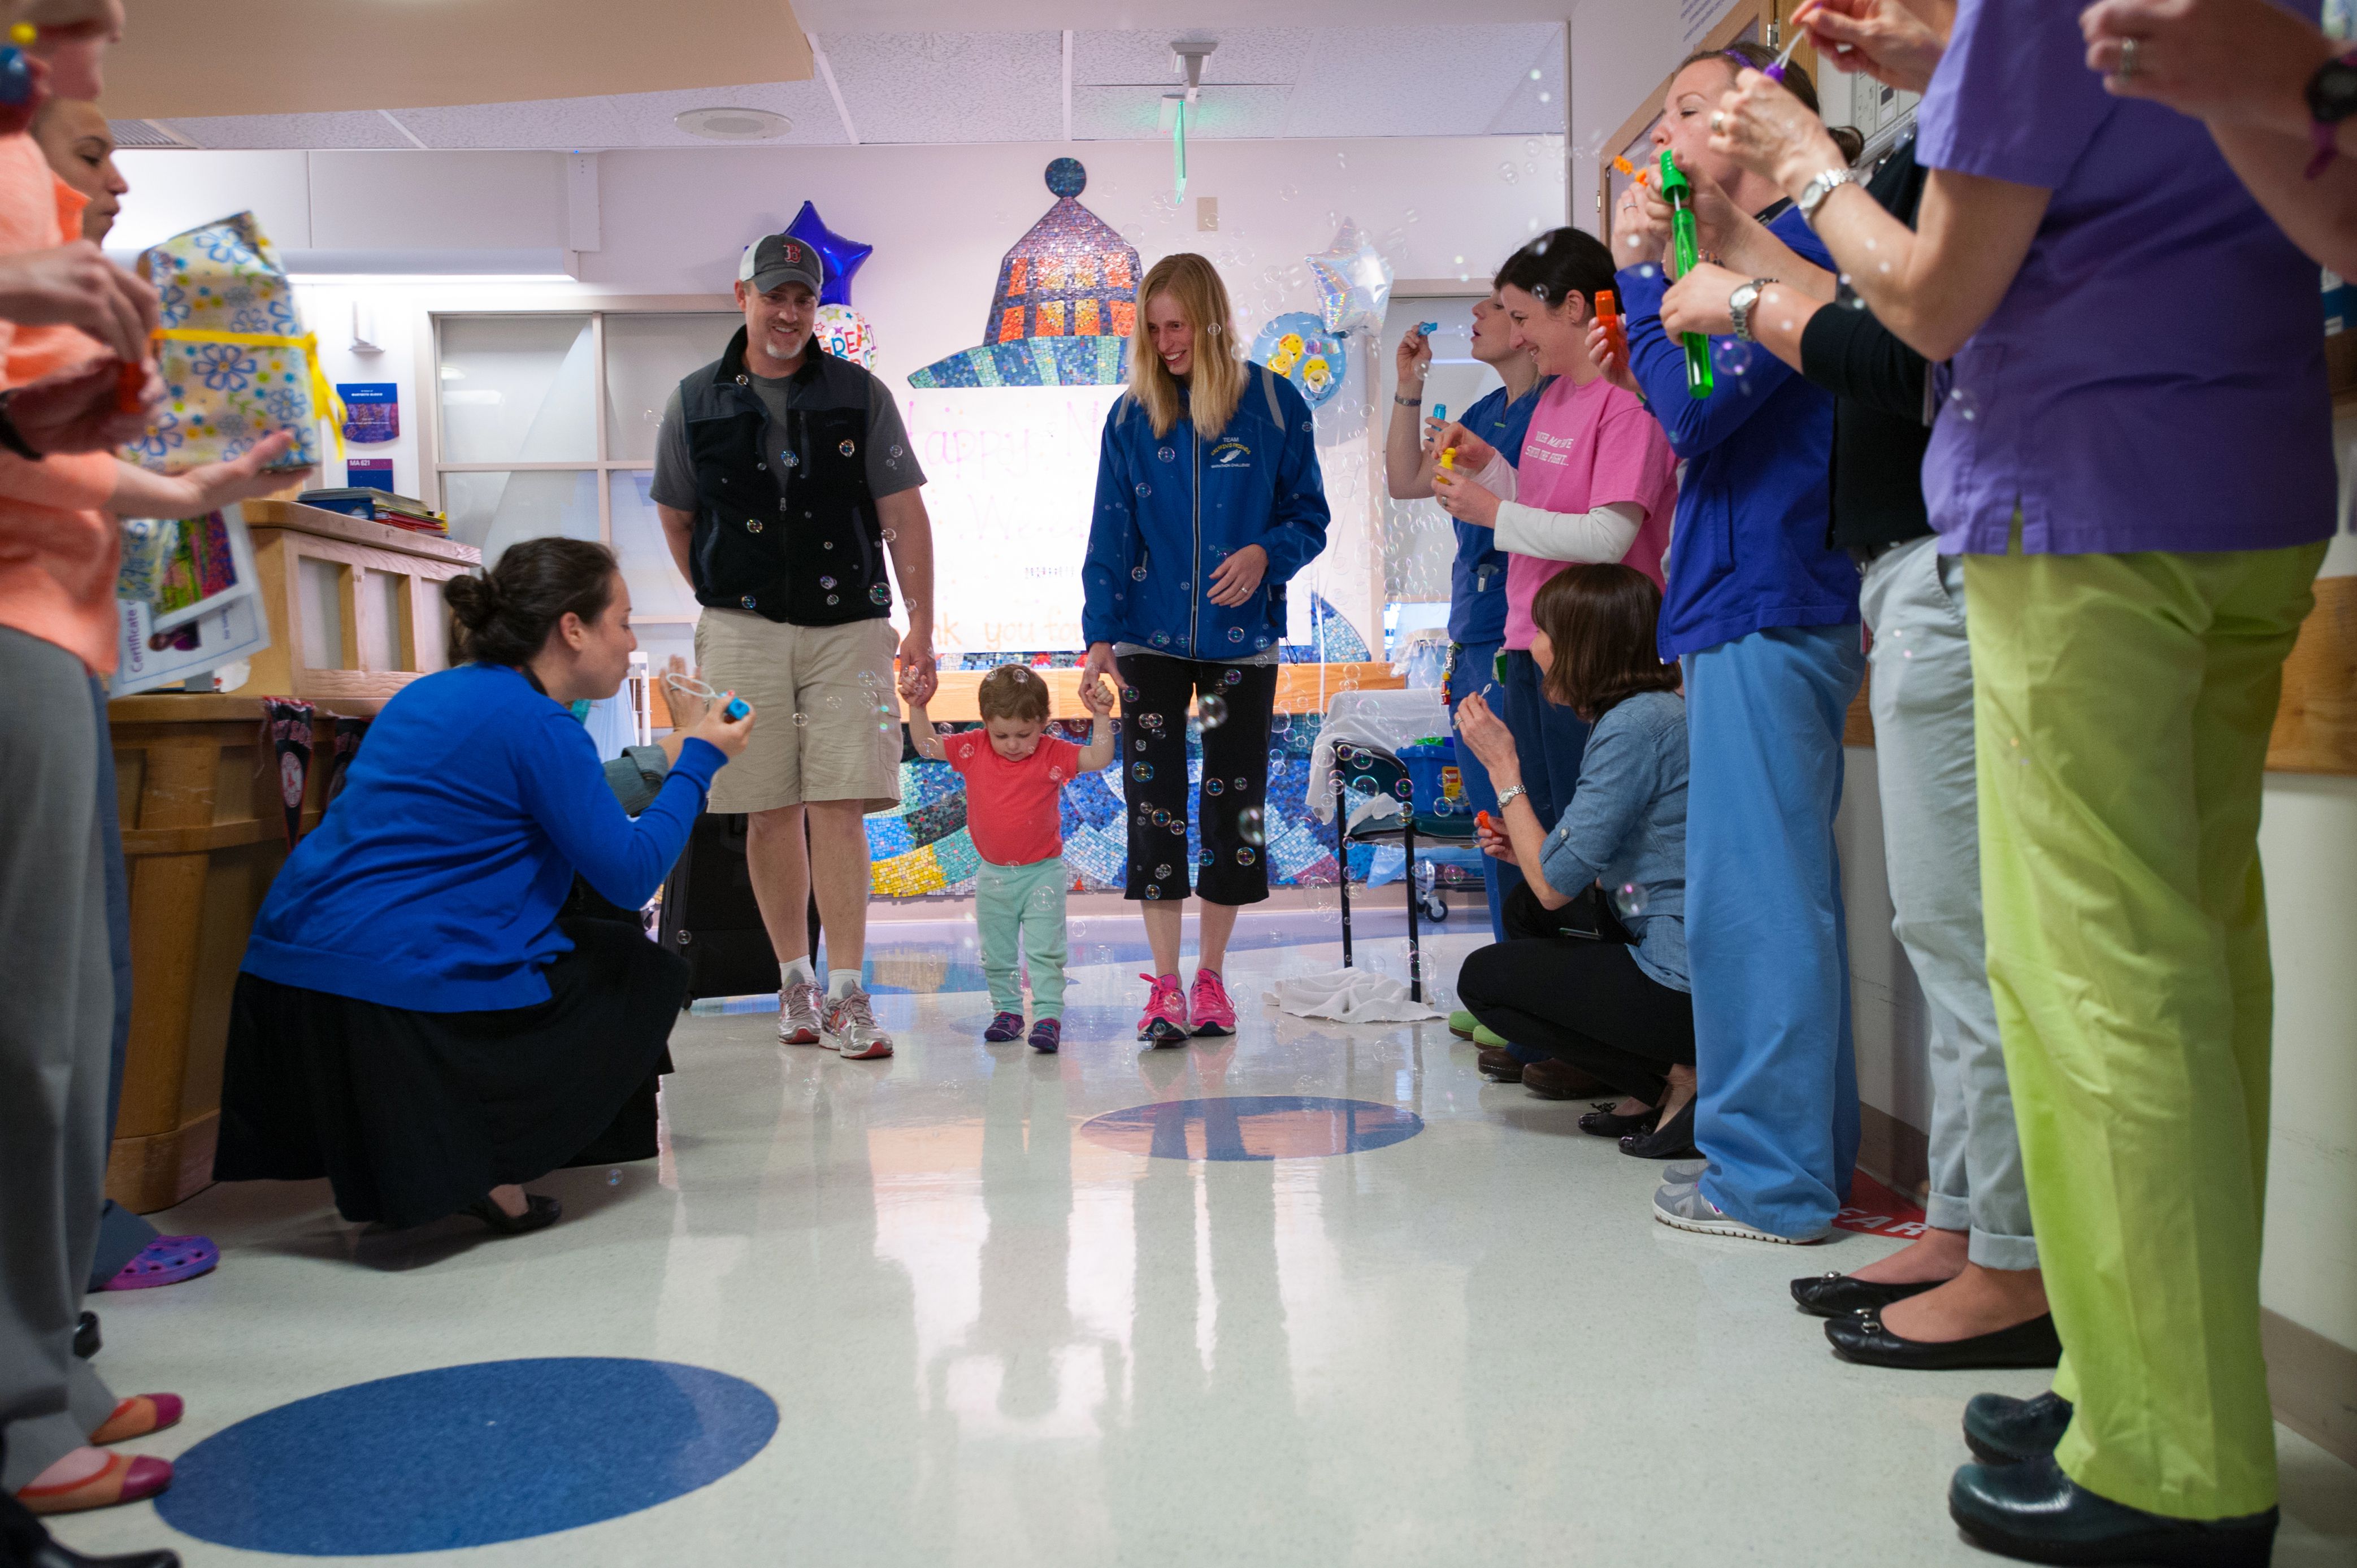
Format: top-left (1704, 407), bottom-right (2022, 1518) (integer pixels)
top-left (1497, 227), bottom-right (1616, 318)
top-left (444, 537), bottom-right (619, 668)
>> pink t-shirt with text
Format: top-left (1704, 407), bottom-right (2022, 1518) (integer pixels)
top-left (945, 731), bottom-right (1082, 867)
top-left (1502, 376), bottom-right (1679, 650)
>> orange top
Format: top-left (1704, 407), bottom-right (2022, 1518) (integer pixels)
top-left (0, 132), bottom-right (122, 674)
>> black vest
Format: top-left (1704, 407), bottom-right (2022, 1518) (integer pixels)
top-left (679, 328), bottom-right (888, 626)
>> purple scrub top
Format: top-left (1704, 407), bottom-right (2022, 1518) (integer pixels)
top-left (1916, 0), bottom-right (2334, 557)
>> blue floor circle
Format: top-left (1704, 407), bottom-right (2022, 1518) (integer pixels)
top-left (156, 1357), bottom-right (776, 1555)
top-left (1080, 1095), bottom-right (1425, 1160)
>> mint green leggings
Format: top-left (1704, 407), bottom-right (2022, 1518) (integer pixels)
top-left (976, 855), bottom-right (1067, 1018)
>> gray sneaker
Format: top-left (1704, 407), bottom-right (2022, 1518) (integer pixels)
top-left (779, 980), bottom-right (823, 1045)
top-left (1653, 1184), bottom-right (1822, 1245)
top-left (822, 984), bottom-right (895, 1059)
top-left (1662, 1159), bottom-right (1708, 1189)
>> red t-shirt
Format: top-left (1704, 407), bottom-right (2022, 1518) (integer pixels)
top-left (945, 732), bottom-right (1082, 867)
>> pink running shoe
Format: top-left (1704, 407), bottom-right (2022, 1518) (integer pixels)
top-left (1189, 970), bottom-right (1237, 1037)
top-left (1136, 972), bottom-right (1190, 1046)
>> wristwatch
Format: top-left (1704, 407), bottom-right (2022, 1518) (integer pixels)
top-left (2306, 47), bottom-right (2357, 178)
top-left (1795, 165), bottom-right (1855, 223)
top-left (1729, 278), bottom-right (1776, 342)
top-left (1494, 783), bottom-right (1527, 813)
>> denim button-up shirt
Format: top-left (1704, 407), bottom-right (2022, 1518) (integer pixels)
top-left (1535, 687), bottom-right (1688, 991)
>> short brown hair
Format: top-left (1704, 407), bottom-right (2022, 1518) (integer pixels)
top-left (976, 663), bottom-right (1051, 723)
top-left (1531, 565), bottom-right (1681, 721)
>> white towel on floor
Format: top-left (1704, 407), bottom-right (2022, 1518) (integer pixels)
top-left (1266, 967), bottom-right (1443, 1023)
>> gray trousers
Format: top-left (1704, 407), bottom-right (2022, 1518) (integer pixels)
top-left (1860, 537), bottom-right (2037, 1271)
top-left (0, 628), bottom-right (119, 1491)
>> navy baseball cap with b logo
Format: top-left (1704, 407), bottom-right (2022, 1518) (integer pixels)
top-left (739, 233), bottom-right (824, 296)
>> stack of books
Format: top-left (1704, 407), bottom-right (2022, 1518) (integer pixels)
top-left (296, 488), bottom-right (450, 536)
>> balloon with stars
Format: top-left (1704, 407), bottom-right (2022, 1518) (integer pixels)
top-left (1306, 219), bottom-right (1393, 337)
top-left (784, 201), bottom-right (871, 307)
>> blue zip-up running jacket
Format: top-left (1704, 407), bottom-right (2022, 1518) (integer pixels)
top-left (1082, 364), bottom-right (1331, 659)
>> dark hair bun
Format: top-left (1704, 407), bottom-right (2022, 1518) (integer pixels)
top-left (442, 538), bottom-right (618, 668)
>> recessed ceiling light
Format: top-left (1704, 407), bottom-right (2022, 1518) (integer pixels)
top-left (675, 107), bottom-right (792, 141)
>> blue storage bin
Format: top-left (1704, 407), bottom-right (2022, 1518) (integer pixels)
top-left (1399, 737), bottom-right (1474, 836)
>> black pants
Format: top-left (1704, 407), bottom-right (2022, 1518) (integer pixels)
top-left (1456, 883), bottom-right (1695, 1105)
top-left (1116, 653), bottom-right (1280, 905)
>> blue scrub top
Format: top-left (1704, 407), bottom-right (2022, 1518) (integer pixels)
top-left (1447, 378), bottom-right (1548, 646)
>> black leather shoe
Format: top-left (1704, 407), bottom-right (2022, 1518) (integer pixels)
top-left (1475, 1047), bottom-right (1523, 1082)
top-left (1826, 1309), bottom-right (2062, 1370)
top-left (1950, 1454), bottom-right (2278, 1566)
top-left (1965, 1391), bottom-right (2074, 1466)
top-left (28, 1539), bottom-right (182, 1567)
top-left (1578, 1103), bottom-right (1653, 1137)
top-left (1789, 1271), bottom-right (1942, 1319)
top-left (1523, 1058), bottom-right (1608, 1099)
top-left (1619, 1096), bottom-right (1698, 1159)
top-left (466, 1194), bottom-right (562, 1235)
top-left (73, 1310), bottom-right (99, 1360)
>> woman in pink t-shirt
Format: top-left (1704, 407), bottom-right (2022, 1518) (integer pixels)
top-left (1431, 227), bottom-right (1679, 850)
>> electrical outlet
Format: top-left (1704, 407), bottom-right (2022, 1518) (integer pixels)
top-left (1196, 196), bottom-right (1218, 232)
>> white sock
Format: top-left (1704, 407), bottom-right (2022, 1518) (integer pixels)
top-left (780, 957), bottom-right (816, 989)
top-left (827, 968), bottom-right (861, 1000)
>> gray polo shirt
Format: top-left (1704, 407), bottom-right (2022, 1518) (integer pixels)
top-left (648, 360), bottom-right (926, 514)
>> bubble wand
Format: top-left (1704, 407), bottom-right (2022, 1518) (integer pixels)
top-left (1659, 150), bottom-right (1714, 400)
top-left (1760, 29), bottom-right (1807, 83)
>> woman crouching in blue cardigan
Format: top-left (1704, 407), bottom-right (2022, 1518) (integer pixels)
top-left (214, 539), bottom-right (752, 1235)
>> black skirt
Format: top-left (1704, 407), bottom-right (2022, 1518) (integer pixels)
top-left (214, 917), bottom-right (688, 1228)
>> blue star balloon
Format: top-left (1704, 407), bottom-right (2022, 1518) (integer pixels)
top-left (784, 201), bottom-right (872, 308)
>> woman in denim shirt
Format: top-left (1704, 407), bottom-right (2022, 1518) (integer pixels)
top-left (1453, 564), bottom-right (1695, 1159)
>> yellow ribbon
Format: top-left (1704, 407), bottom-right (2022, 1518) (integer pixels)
top-left (155, 327), bottom-right (346, 462)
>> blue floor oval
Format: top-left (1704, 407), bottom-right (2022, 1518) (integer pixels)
top-left (1080, 1096), bottom-right (1425, 1160)
top-left (157, 1357), bottom-right (776, 1555)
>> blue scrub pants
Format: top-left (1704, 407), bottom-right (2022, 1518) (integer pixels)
top-left (1446, 639), bottom-right (1508, 942)
top-left (1683, 623), bottom-right (1864, 1239)
top-left (1501, 646), bottom-right (1590, 822)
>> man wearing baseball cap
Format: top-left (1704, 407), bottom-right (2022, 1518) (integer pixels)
top-left (654, 230), bottom-right (936, 1060)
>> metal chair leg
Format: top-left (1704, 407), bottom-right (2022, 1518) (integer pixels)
top-left (1334, 779), bottom-right (1352, 970)
top-left (1404, 816), bottom-right (1421, 1002)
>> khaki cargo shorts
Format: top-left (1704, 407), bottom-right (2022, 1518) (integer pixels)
top-left (692, 609), bottom-right (902, 814)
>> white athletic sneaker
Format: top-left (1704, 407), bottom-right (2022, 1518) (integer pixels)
top-left (779, 980), bottom-right (823, 1045)
top-left (822, 984), bottom-right (895, 1060)
top-left (1652, 1185), bottom-right (1823, 1245)
top-left (1661, 1159), bottom-right (1709, 1189)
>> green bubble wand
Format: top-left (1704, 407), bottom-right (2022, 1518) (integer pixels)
top-left (1659, 149), bottom-right (1714, 400)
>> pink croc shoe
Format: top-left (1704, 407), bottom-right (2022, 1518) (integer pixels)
top-left (99, 1235), bottom-right (218, 1291)
top-left (1188, 970), bottom-right (1238, 1037)
top-left (1135, 973), bottom-right (1190, 1047)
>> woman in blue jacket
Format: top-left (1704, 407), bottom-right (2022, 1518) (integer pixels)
top-left (214, 540), bottom-right (751, 1235)
top-left (1080, 253), bottom-right (1330, 1044)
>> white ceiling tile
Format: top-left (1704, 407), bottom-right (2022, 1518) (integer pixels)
top-left (822, 32), bottom-right (1064, 145)
top-left (1070, 29), bottom-right (1310, 87)
top-left (389, 95), bottom-right (635, 150)
top-left (159, 111), bottom-right (414, 151)
top-left (1484, 32), bottom-right (1567, 136)
top-left (1071, 85), bottom-right (1292, 141)
top-left (1283, 24), bottom-right (1560, 138)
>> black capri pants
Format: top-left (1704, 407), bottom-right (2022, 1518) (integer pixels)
top-left (1455, 882), bottom-right (1695, 1105)
top-left (1115, 652), bottom-right (1280, 906)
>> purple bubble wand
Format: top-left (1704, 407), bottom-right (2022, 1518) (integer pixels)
top-left (1760, 28), bottom-right (1807, 82)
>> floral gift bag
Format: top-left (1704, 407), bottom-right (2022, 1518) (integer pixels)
top-left (122, 211), bottom-right (335, 473)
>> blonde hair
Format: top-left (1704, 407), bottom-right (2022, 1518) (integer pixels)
top-left (976, 663), bottom-right (1051, 723)
top-left (1126, 253), bottom-right (1245, 441)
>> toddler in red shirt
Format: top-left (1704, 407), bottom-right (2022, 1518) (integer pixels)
top-left (906, 664), bottom-right (1114, 1052)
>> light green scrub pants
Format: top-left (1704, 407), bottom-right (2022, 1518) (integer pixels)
top-left (1965, 538), bottom-right (2324, 1521)
top-left (976, 855), bottom-right (1067, 1019)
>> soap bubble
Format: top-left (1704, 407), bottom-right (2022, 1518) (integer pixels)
top-left (1132, 763), bottom-right (1154, 781)
top-left (1614, 882), bottom-right (1648, 918)
top-left (1157, 445), bottom-right (1175, 462)
top-left (1206, 777), bottom-right (1225, 796)
top-left (1199, 692), bottom-right (1229, 730)
top-left (1145, 885), bottom-right (1162, 900)
top-left (1538, 91), bottom-right (1552, 103)
top-left (1151, 807), bottom-right (1170, 825)
top-left (607, 1168), bottom-right (621, 1185)
top-left (1236, 846), bottom-right (1257, 865)
top-left (1637, 264), bottom-right (1657, 279)
top-left (1156, 863), bottom-right (1173, 878)
top-left (1349, 774), bottom-right (1379, 796)
top-left (1239, 806), bottom-right (1267, 845)
top-left (1711, 339), bottom-right (1753, 379)
top-left (1528, 68), bottom-right (1542, 81)
top-left (1232, 776), bottom-right (1247, 791)
top-left (1947, 387), bottom-right (1980, 423)
top-left (1121, 685), bottom-right (1139, 703)
top-left (819, 576), bottom-right (836, 590)
top-left (1499, 164), bottom-right (1518, 184)
top-left (793, 711), bottom-right (808, 727)
top-left (1135, 482), bottom-right (1152, 498)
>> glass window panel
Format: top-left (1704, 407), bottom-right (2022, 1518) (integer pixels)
top-left (603, 313), bottom-right (740, 463)
top-left (437, 315), bottom-right (597, 464)
top-left (297, 556), bottom-right (345, 671)
top-left (441, 470), bottom-right (599, 568)
top-left (608, 469), bottom-right (700, 621)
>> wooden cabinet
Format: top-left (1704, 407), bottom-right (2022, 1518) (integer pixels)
top-left (239, 500), bottom-right (479, 703)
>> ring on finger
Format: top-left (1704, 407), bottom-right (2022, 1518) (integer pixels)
top-left (2119, 35), bottom-right (2141, 77)
top-left (1710, 110), bottom-right (1726, 132)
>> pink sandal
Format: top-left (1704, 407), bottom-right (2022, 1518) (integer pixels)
top-left (99, 1235), bottom-right (219, 1291)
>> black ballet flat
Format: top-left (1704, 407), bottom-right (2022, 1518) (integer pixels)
top-left (1577, 1103), bottom-right (1653, 1138)
top-left (1789, 1272), bottom-right (1943, 1319)
top-left (466, 1194), bottom-right (562, 1236)
top-left (1826, 1309), bottom-right (2063, 1371)
top-left (1618, 1096), bottom-right (1698, 1159)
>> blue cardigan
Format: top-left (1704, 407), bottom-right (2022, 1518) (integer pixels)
top-left (241, 663), bottom-right (724, 1012)
top-left (1535, 688), bottom-right (1689, 991)
top-left (1617, 206), bottom-right (1861, 659)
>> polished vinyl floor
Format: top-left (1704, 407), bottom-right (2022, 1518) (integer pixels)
top-left (51, 907), bottom-right (2357, 1566)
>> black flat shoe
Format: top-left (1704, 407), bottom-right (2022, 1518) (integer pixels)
top-left (1826, 1309), bottom-right (2061, 1370)
top-left (1577, 1103), bottom-right (1653, 1137)
top-left (1965, 1391), bottom-right (2074, 1466)
top-left (28, 1540), bottom-right (182, 1568)
top-left (1789, 1271), bottom-right (1943, 1319)
top-left (73, 1310), bottom-right (100, 1359)
top-left (1950, 1454), bottom-right (2277, 1567)
top-left (466, 1194), bottom-right (562, 1235)
top-left (1618, 1096), bottom-right (1698, 1159)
